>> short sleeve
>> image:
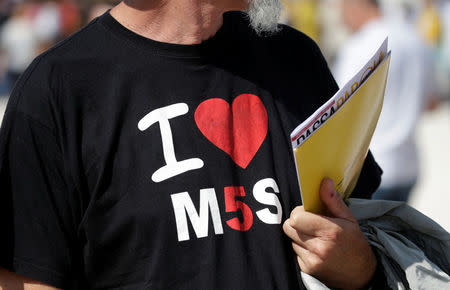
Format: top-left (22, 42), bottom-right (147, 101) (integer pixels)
top-left (0, 60), bottom-right (84, 288)
top-left (352, 151), bottom-right (382, 199)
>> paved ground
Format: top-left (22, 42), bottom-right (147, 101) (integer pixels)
top-left (0, 95), bottom-right (449, 231)
top-left (409, 102), bottom-right (450, 232)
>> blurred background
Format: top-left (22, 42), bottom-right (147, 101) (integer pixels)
top-left (0, 0), bottom-right (449, 230)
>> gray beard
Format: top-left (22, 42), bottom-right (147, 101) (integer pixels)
top-left (246, 0), bottom-right (283, 35)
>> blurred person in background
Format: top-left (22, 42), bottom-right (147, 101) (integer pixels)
top-left (434, 0), bottom-right (450, 100)
top-left (0, 44), bottom-right (8, 96)
top-left (416, 0), bottom-right (446, 108)
top-left (32, 0), bottom-right (81, 53)
top-left (87, 2), bottom-right (113, 22)
top-left (0, 2), bottom-right (38, 95)
top-left (333, 0), bottom-right (434, 202)
top-left (0, 0), bottom-right (83, 96)
top-left (0, 0), bottom-right (13, 25)
top-left (417, 0), bottom-right (442, 47)
top-left (32, 0), bottom-right (61, 52)
top-left (58, 0), bottom-right (81, 38)
top-left (284, 0), bottom-right (320, 43)
top-left (0, 0), bottom-right (12, 95)
top-left (316, 0), bottom-right (349, 64)
top-left (428, 0), bottom-right (450, 103)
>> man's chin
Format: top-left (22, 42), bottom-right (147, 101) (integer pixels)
top-left (246, 0), bottom-right (283, 35)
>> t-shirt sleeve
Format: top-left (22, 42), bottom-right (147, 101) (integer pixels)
top-left (0, 58), bottom-right (83, 288)
top-left (351, 150), bottom-right (382, 199)
top-left (309, 40), bottom-right (383, 199)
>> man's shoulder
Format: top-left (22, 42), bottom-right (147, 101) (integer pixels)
top-left (5, 18), bottom-right (108, 125)
top-left (37, 17), bottom-right (107, 65)
top-left (226, 11), bottom-right (321, 55)
top-left (274, 23), bottom-right (320, 47)
top-left (13, 15), bottom-right (116, 91)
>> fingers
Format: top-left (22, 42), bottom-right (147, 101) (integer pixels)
top-left (283, 219), bottom-right (343, 259)
top-left (319, 178), bottom-right (356, 222)
top-left (291, 242), bottom-right (324, 275)
top-left (283, 219), bottom-right (315, 247)
top-left (284, 223), bottom-right (332, 279)
top-left (283, 220), bottom-right (324, 273)
top-left (288, 206), bottom-right (342, 237)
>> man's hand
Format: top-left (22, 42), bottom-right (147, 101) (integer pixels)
top-left (283, 179), bottom-right (377, 289)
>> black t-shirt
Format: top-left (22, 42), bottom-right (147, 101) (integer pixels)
top-left (0, 11), bottom-right (382, 290)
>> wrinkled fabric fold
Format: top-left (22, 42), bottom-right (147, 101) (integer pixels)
top-left (300, 199), bottom-right (450, 290)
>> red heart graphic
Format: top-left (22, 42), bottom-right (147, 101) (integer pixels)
top-left (195, 94), bottom-right (268, 169)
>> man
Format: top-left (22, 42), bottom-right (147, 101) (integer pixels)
top-left (0, 0), bottom-right (383, 289)
top-left (334, 0), bottom-right (433, 202)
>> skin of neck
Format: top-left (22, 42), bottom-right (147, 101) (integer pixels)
top-left (110, 0), bottom-right (246, 45)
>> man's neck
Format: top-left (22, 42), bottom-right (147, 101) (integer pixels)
top-left (110, 0), bottom-right (245, 45)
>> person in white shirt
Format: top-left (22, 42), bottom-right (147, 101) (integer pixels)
top-left (0, 3), bottom-right (37, 93)
top-left (334, 0), bottom-right (434, 201)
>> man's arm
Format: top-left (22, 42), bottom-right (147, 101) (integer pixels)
top-left (0, 268), bottom-right (59, 290)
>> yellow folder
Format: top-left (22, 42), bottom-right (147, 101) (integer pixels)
top-left (292, 48), bottom-right (391, 214)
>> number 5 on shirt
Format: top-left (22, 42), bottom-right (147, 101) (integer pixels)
top-left (224, 186), bottom-right (254, 231)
